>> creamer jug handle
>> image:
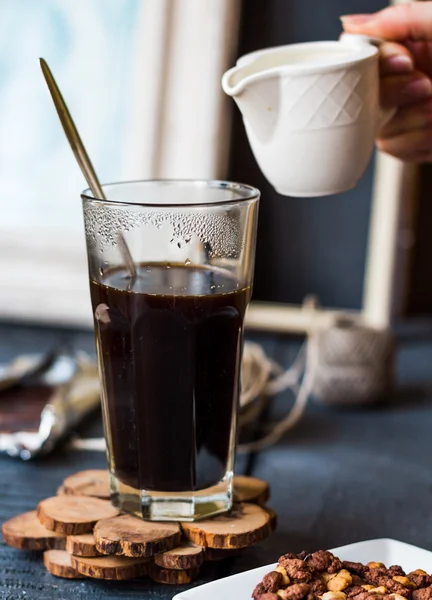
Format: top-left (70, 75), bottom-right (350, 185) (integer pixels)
top-left (340, 33), bottom-right (396, 128)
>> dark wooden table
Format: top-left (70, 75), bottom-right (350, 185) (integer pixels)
top-left (1, 321), bottom-right (432, 600)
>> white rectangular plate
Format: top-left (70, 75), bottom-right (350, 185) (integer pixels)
top-left (174, 538), bottom-right (432, 600)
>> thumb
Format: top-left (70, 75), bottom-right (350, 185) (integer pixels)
top-left (341, 3), bottom-right (432, 42)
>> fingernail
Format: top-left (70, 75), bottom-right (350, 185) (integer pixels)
top-left (405, 77), bottom-right (432, 100)
top-left (340, 14), bottom-right (374, 25)
top-left (384, 55), bottom-right (414, 74)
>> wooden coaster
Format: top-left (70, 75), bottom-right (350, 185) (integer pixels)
top-left (149, 562), bottom-right (200, 585)
top-left (37, 496), bottom-right (119, 535)
top-left (43, 549), bottom-right (85, 579)
top-left (2, 511), bottom-right (66, 550)
top-left (70, 554), bottom-right (149, 580)
top-left (204, 547), bottom-right (241, 561)
top-left (66, 533), bottom-right (101, 557)
top-left (154, 542), bottom-right (204, 570)
top-left (265, 507), bottom-right (277, 532)
top-left (62, 470), bottom-right (110, 499)
top-left (181, 503), bottom-right (270, 549)
top-left (94, 514), bottom-right (181, 558)
top-left (233, 476), bottom-right (270, 505)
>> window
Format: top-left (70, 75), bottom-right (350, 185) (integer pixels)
top-left (0, 0), bottom-right (240, 326)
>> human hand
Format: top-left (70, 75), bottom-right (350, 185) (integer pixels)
top-left (342, 3), bottom-right (432, 162)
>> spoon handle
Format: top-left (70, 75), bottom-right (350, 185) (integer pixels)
top-left (39, 58), bottom-right (105, 201)
top-left (39, 58), bottom-right (137, 281)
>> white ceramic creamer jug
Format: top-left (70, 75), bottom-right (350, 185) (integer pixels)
top-left (222, 34), bottom-right (392, 197)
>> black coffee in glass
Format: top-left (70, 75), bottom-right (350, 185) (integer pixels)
top-left (91, 264), bottom-right (250, 492)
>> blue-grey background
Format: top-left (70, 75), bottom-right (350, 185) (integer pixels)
top-left (229, 0), bottom-right (389, 310)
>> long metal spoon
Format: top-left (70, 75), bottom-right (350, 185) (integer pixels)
top-left (39, 58), bottom-right (137, 281)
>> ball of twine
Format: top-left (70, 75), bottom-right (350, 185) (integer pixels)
top-left (309, 318), bottom-right (395, 406)
top-left (239, 315), bottom-right (395, 452)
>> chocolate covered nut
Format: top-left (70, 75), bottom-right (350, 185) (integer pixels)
top-left (344, 562), bottom-right (368, 577)
top-left (253, 583), bottom-right (266, 599)
top-left (387, 580), bottom-right (409, 596)
top-left (277, 583), bottom-right (311, 600)
top-left (307, 550), bottom-right (339, 573)
top-left (310, 577), bottom-right (328, 596)
top-left (279, 558), bottom-right (312, 582)
top-left (329, 557), bottom-right (345, 574)
top-left (413, 585), bottom-right (432, 600)
top-left (386, 582), bottom-right (411, 597)
top-left (367, 568), bottom-right (389, 581)
top-left (306, 550), bottom-right (343, 574)
top-left (409, 572), bottom-right (432, 589)
top-left (348, 591), bottom-right (374, 600)
top-left (262, 571), bottom-right (283, 593)
top-left (346, 586), bottom-right (369, 597)
top-left (279, 553), bottom-right (301, 562)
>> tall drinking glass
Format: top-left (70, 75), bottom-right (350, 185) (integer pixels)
top-left (81, 180), bottom-right (260, 521)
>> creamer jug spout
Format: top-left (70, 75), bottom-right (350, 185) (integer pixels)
top-left (221, 55), bottom-right (281, 143)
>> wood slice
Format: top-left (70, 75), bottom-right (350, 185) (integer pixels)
top-left (265, 507), bottom-right (278, 532)
top-left (43, 549), bottom-right (85, 579)
top-left (2, 511), bottom-right (66, 550)
top-left (62, 470), bottom-right (110, 499)
top-left (181, 503), bottom-right (270, 549)
top-left (233, 476), bottom-right (270, 505)
top-left (70, 554), bottom-right (149, 580)
top-left (66, 533), bottom-right (101, 557)
top-left (94, 514), bottom-right (181, 558)
top-left (154, 542), bottom-right (204, 570)
top-left (37, 496), bottom-right (119, 535)
top-left (204, 547), bottom-right (241, 561)
top-left (149, 562), bottom-right (200, 585)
